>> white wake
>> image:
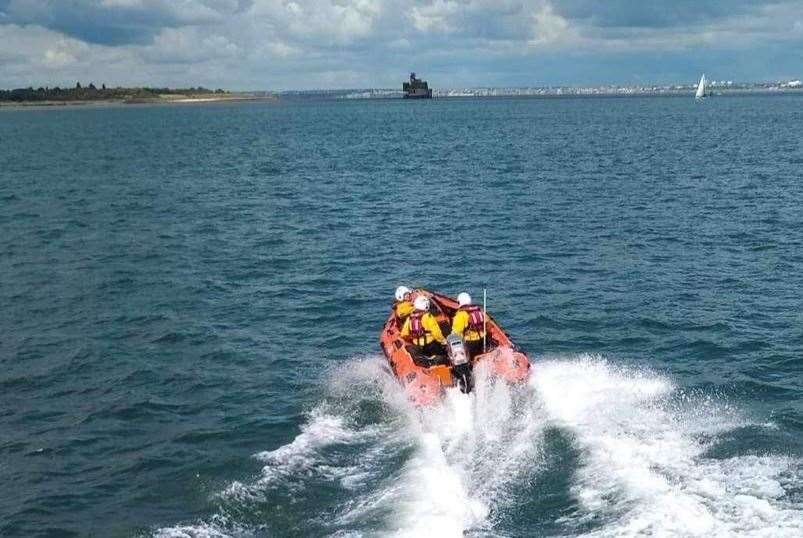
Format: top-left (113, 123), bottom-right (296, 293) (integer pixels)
top-left (535, 356), bottom-right (803, 537)
top-left (155, 355), bottom-right (803, 537)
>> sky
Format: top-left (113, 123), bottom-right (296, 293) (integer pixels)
top-left (1, 0), bottom-right (802, 90)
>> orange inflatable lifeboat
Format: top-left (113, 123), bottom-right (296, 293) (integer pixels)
top-left (379, 289), bottom-right (531, 406)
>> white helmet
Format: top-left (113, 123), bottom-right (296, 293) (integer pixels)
top-left (395, 286), bottom-right (411, 302)
top-left (413, 295), bottom-right (430, 311)
top-left (457, 292), bottom-right (472, 306)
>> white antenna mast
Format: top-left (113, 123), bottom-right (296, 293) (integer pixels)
top-left (483, 288), bottom-right (487, 353)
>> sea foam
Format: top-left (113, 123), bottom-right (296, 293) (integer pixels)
top-left (535, 356), bottom-right (803, 537)
top-left (154, 355), bottom-right (802, 537)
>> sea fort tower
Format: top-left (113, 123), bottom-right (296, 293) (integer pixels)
top-left (403, 73), bottom-right (433, 99)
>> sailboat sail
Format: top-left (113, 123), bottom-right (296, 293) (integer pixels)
top-left (695, 74), bottom-right (706, 99)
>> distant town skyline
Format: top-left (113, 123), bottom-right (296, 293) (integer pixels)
top-left (1, 1), bottom-right (802, 91)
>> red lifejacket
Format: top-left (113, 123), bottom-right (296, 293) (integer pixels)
top-left (408, 311), bottom-right (427, 340)
top-left (460, 305), bottom-right (485, 333)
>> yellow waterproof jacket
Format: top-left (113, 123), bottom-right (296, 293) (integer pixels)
top-left (401, 312), bottom-right (446, 346)
top-left (394, 300), bottom-right (414, 321)
top-left (451, 308), bottom-right (486, 342)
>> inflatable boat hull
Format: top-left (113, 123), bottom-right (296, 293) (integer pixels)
top-left (379, 290), bottom-right (530, 406)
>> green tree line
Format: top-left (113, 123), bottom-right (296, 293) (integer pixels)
top-left (0, 83), bottom-right (227, 102)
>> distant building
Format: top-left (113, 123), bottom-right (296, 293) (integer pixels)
top-left (403, 73), bottom-right (433, 99)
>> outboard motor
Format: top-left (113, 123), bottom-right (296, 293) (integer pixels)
top-left (446, 334), bottom-right (473, 393)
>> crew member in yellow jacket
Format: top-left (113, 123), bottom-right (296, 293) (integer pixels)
top-left (401, 295), bottom-right (447, 357)
top-left (393, 286), bottom-right (414, 325)
top-left (451, 292), bottom-right (486, 359)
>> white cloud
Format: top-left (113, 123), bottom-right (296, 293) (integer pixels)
top-left (410, 0), bottom-right (459, 33)
top-left (248, 0), bottom-right (381, 45)
top-left (529, 3), bottom-right (573, 47)
top-left (1, 0), bottom-right (802, 89)
top-left (43, 48), bottom-right (78, 68)
top-left (143, 26), bottom-right (240, 63)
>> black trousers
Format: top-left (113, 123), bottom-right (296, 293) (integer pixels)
top-left (419, 341), bottom-right (445, 357)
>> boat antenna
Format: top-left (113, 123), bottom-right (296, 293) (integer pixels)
top-left (483, 288), bottom-right (487, 353)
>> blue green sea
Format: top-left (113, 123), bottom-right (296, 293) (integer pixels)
top-left (2, 94), bottom-right (803, 537)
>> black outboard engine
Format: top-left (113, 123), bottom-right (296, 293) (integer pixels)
top-left (446, 334), bottom-right (473, 393)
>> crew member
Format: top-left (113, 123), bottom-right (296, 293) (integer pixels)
top-left (393, 286), bottom-right (414, 325)
top-left (451, 292), bottom-right (486, 360)
top-left (401, 295), bottom-right (447, 357)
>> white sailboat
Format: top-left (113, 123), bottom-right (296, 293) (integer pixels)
top-left (695, 74), bottom-right (707, 99)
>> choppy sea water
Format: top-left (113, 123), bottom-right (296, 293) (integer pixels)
top-left (2, 95), bottom-right (803, 537)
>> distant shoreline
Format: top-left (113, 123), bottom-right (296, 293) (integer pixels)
top-left (3, 87), bottom-right (801, 109)
top-left (433, 88), bottom-right (803, 99)
top-left (0, 94), bottom-right (275, 109)
top-left (333, 87), bottom-right (803, 100)
top-left (277, 85), bottom-right (803, 101)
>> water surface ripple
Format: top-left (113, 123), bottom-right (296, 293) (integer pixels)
top-left (1, 95), bottom-right (802, 537)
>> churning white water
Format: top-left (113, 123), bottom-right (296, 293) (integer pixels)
top-left (534, 356), bottom-right (803, 537)
top-left (155, 355), bottom-right (803, 537)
